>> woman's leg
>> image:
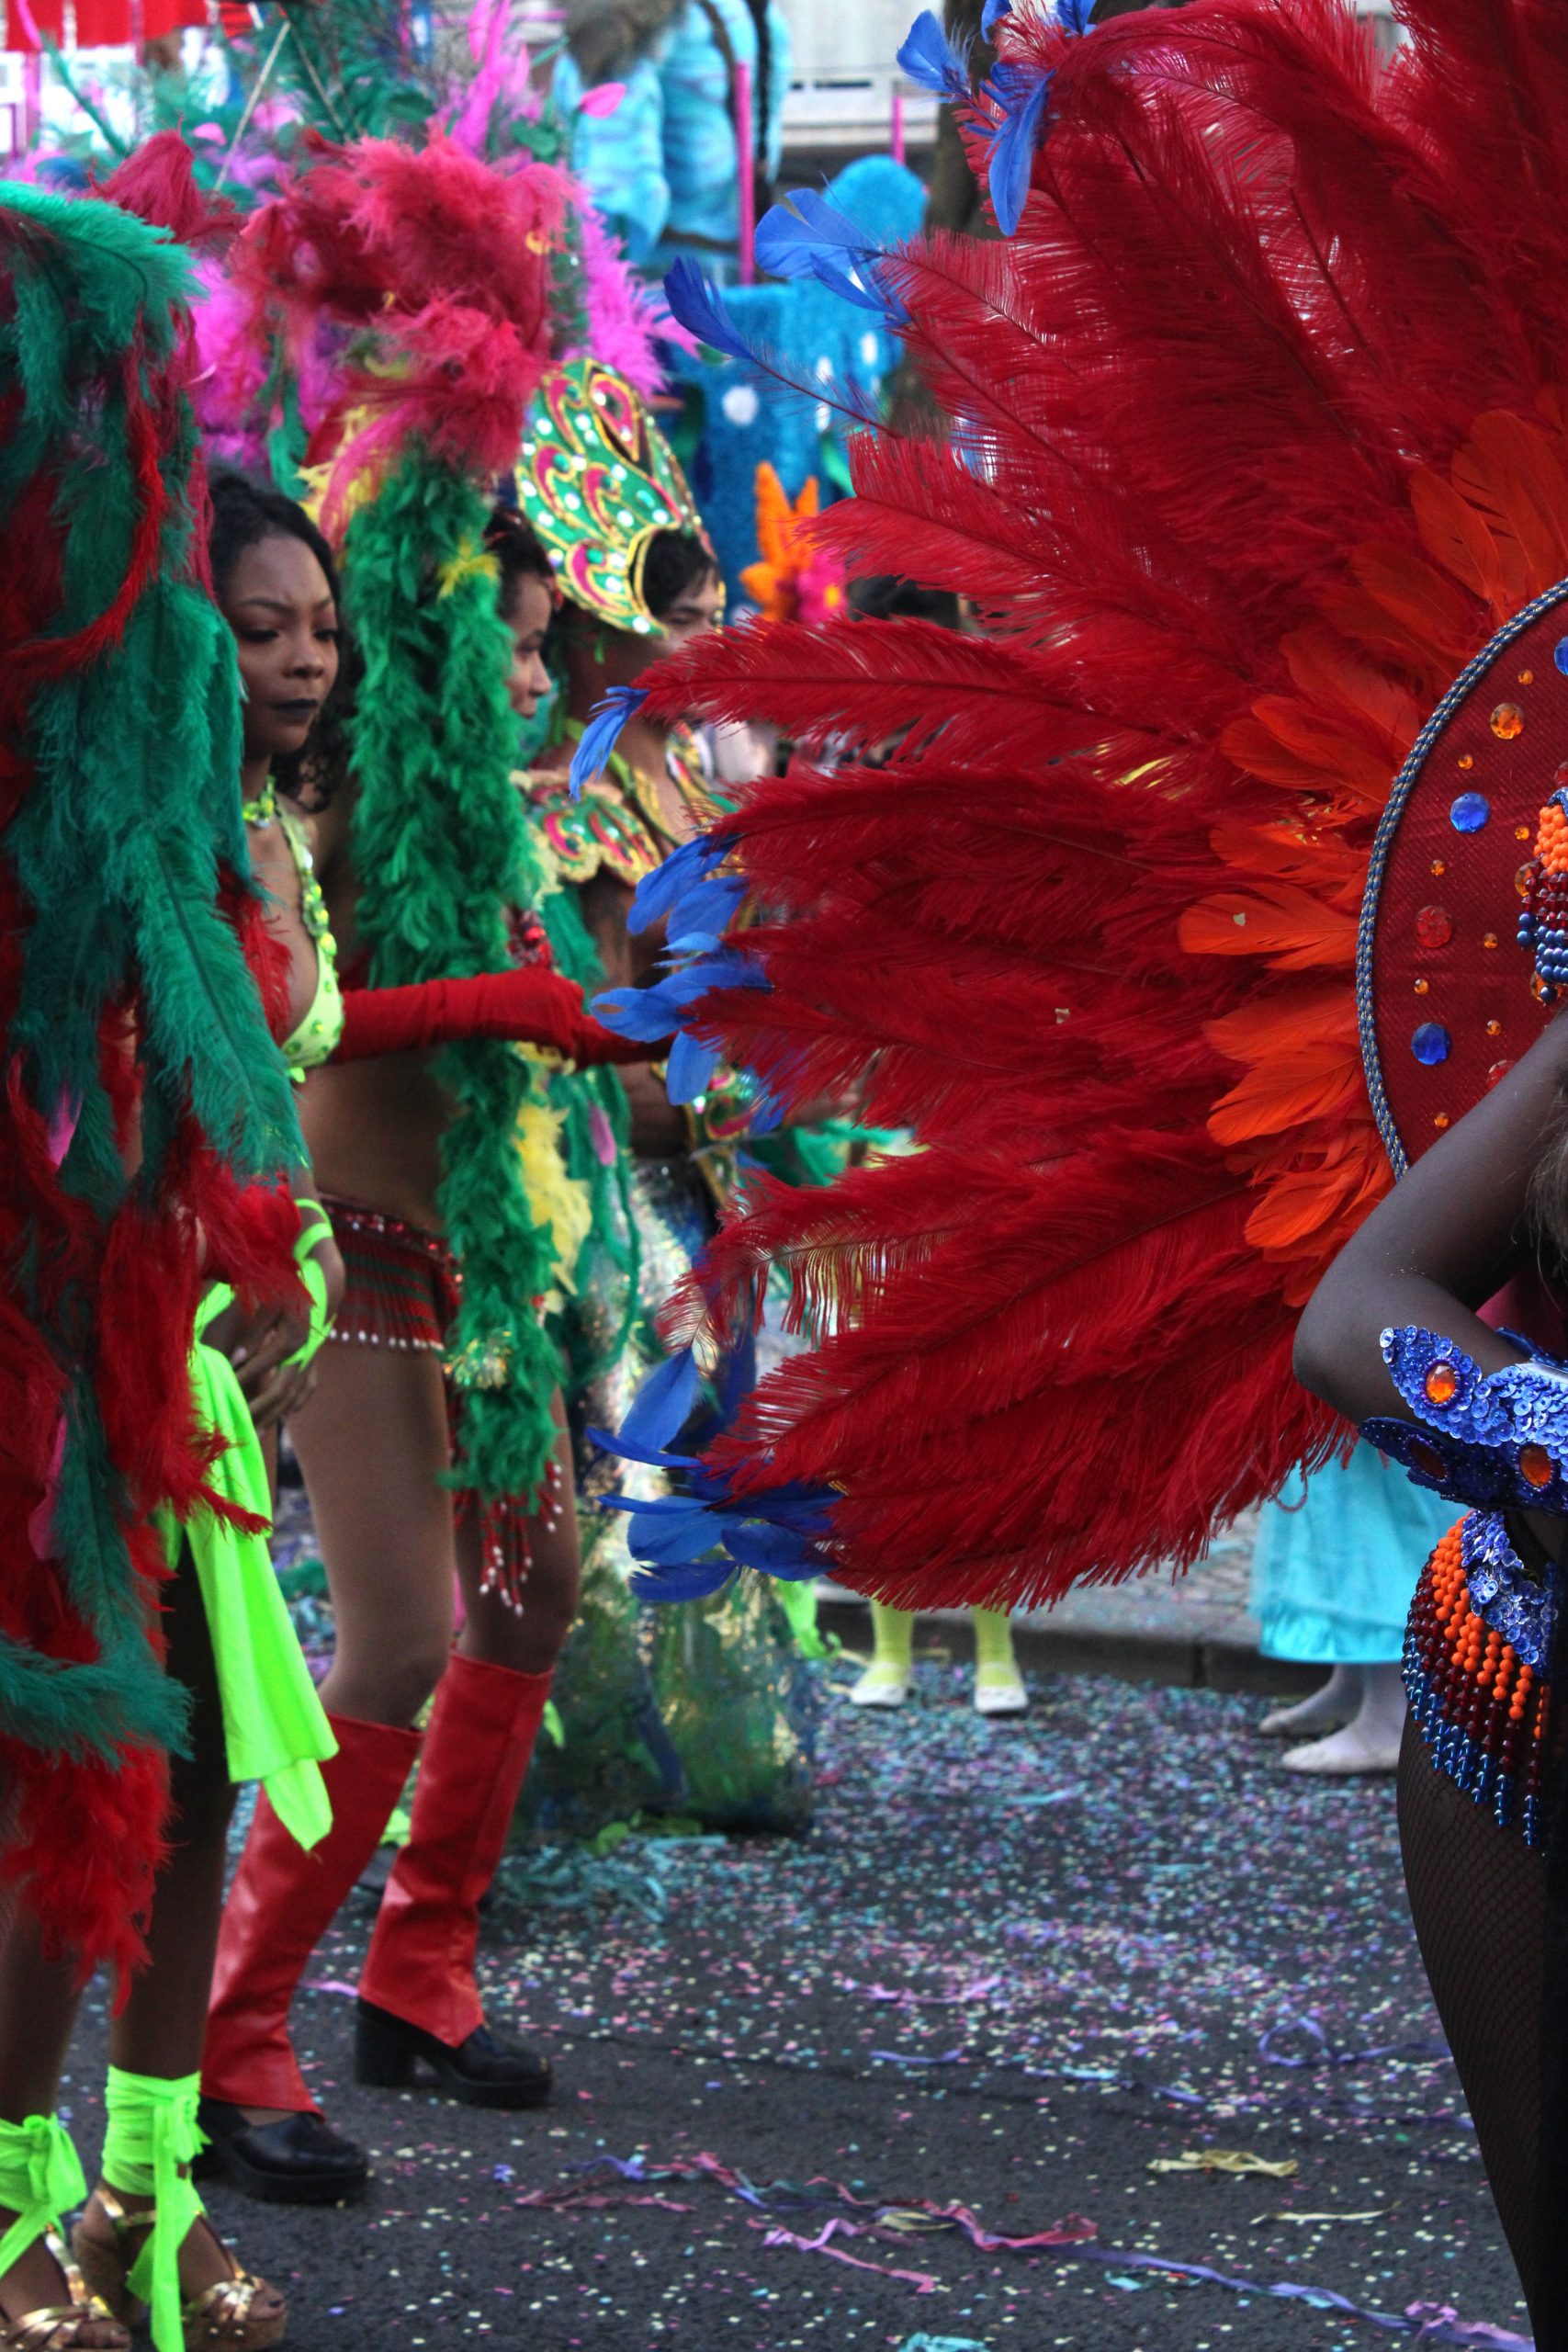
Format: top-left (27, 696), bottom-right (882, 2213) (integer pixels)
top-left (297, 1340), bottom-right (459, 1729)
top-left (1397, 1716), bottom-right (1551, 2338)
top-left (75, 1553), bottom-right (285, 2323)
top-left (354, 1394), bottom-right (578, 2095)
top-left (0, 1914), bottom-right (125, 2341)
top-left (201, 1340), bottom-right (453, 2146)
top-left (454, 1389), bottom-right (580, 1679)
top-left (850, 1601), bottom-right (914, 1707)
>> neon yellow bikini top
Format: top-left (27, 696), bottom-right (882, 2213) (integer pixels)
top-left (243, 782), bottom-right (344, 1077)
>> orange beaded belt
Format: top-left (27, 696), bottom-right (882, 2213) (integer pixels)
top-left (1404, 1517), bottom-right (1554, 1846)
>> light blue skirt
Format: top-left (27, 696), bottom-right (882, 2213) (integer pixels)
top-left (1251, 1441), bottom-right (1460, 1665)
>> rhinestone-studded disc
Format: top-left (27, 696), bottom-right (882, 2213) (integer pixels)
top-left (1359, 581), bottom-right (1568, 1174)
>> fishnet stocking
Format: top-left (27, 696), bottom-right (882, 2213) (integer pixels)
top-left (1398, 1714), bottom-right (1561, 2343)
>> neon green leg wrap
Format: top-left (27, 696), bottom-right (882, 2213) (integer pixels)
top-left (971, 1607), bottom-right (1029, 1712)
top-left (849, 1600), bottom-right (915, 1706)
top-left (972, 1607), bottom-right (1018, 1678)
top-left (773, 1577), bottom-right (828, 1659)
top-left (0, 2113), bottom-right (85, 2278)
top-left (101, 2068), bottom-right (205, 2352)
top-left (870, 1601), bottom-right (915, 1672)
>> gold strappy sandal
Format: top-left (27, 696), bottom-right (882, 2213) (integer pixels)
top-left (0, 2234), bottom-right (129, 2352)
top-left (70, 2192), bottom-right (286, 2352)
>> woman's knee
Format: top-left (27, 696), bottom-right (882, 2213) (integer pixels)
top-left (331, 1636), bottom-right (453, 1731)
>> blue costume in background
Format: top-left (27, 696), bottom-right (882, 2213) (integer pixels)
top-left (556, 0), bottom-right (792, 277)
top-left (1250, 1441), bottom-right (1457, 1666)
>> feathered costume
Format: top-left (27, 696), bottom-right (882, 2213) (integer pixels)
top-left (584, 0), bottom-right (1568, 1617)
top-left (0, 180), bottom-right (303, 1979)
top-left (229, 133), bottom-right (570, 1565)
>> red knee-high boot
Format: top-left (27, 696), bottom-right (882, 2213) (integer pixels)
top-left (199, 1713), bottom-right (420, 2205)
top-left (355, 1651), bottom-right (553, 2109)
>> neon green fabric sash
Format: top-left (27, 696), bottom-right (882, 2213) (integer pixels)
top-left (156, 1283), bottom-right (336, 1848)
top-left (0, 2113), bottom-right (85, 2278)
top-left (102, 2068), bottom-right (204, 2352)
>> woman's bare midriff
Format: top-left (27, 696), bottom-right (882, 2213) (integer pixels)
top-left (299, 1053), bottom-right (452, 1231)
top-left (295, 780), bottom-right (456, 1232)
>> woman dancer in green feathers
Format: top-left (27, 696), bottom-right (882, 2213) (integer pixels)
top-left (0, 190), bottom-right (340, 2352)
top-left (197, 487), bottom-right (649, 2205)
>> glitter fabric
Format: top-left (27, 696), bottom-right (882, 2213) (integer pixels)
top-left (1362, 1325), bottom-right (1568, 1515)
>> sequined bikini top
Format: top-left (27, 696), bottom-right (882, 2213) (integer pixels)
top-left (243, 782), bottom-right (345, 1077)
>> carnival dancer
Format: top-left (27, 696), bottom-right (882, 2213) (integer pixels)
top-left (0, 174), bottom-right (338, 2352)
top-left (521, 360), bottom-right (818, 1836)
top-left (554, 4), bottom-right (1568, 2333)
top-left (195, 141), bottom-right (656, 2208)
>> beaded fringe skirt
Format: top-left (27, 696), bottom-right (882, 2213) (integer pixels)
top-left (1404, 1517), bottom-right (1553, 1846)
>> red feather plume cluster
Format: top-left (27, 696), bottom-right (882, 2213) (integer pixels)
top-left (232, 132), bottom-right (568, 524)
top-left (628, 0), bottom-right (1568, 1610)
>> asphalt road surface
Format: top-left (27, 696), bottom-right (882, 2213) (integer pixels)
top-left (62, 1662), bottom-right (1527, 2352)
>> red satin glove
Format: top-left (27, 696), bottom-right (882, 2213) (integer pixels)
top-left (333, 967), bottom-right (662, 1068)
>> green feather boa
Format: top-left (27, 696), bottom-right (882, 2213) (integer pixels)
top-left (344, 450), bottom-right (559, 1508)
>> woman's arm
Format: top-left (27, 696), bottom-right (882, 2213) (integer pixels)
top-left (1293, 1012), bottom-right (1568, 1424)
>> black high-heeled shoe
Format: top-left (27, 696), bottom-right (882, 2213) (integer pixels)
top-left (194, 2099), bottom-right (368, 2206)
top-left (354, 1999), bottom-right (552, 2109)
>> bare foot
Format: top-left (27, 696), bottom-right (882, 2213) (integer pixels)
top-left (1280, 1721), bottom-right (1400, 1773)
top-left (1258, 1664), bottom-right (1360, 1739)
top-left (0, 2216), bottom-right (129, 2349)
top-left (1280, 1664), bottom-right (1405, 1775)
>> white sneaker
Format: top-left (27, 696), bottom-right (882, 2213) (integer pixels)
top-left (974, 1668), bottom-right (1029, 1716)
top-left (849, 1660), bottom-right (912, 1708)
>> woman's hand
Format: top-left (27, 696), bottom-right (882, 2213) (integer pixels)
top-left (206, 1226), bottom-right (343, 1430)
top-left (216, 1298), bottom-right (317, 1430)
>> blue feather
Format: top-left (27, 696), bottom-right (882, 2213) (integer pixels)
top-left (720, 1522), bottom-right (818, 1576)
top-left (620, 1348), bottom-right (702, 1450)
top-left (570, 686), bottom-right (648, 797)
top-left (591, 985), bottom-right (681, 1043)
top-left (627, 836), bottom-right (726, 936)
top-left (981, 0), bottom-right (1010, 31)
top-left (1057, 0), bottom-right (1092, 31)
top-left (629, 1556), bottom-right (738, 1602)
top-left (666, 1027), bottom-right (720, 1104)
top-left (753, 193), bottom-right (906, 323)
top-left (625, 1503), bottom-right (725, 1566)
top-left (583, 1427), bottom-right (703, 1471)
top-left (662, 257), bottom-right (758, 366)
top-left (987, 65), bottom-right (1053, 236)
top-left (897, 8), bottom-right (971, 104)
top-left (679, 872), bottom-right (748, 927)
